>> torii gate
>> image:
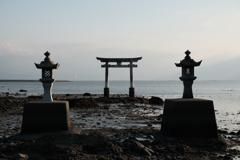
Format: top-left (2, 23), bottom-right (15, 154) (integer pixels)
top-left (96, 57), bottom-right (142, 97)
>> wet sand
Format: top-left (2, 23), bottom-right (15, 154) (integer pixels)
top-left (0, 94), bottom-right (240, 159)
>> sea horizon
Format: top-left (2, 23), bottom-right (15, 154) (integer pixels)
top-left (0, 79), bottom-right (239, 82)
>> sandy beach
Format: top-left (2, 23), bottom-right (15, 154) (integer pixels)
top-left (0, 94), bottom-right (240, 160)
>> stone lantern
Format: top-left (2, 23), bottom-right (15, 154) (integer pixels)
top-left (35, 51), bottom-right (59, 101)
top-left (175, 50), bottom-right (202, 98)
top-left (20, 51), bottom-right (70, 134)
top-left (161, 50), bottom-right (218, 138)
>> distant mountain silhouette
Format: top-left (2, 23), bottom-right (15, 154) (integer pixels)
top-left (197, 56), bottom-right (240, 80)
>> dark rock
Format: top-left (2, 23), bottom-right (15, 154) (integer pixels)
top-left (82, 145), bottom-right (97, 154)
top-left (209, 139), bottom-right (230, 151)
top-left (176, 144), bottom-right (194, 155)
top-left (229, 132), bottom-right (236, 135)
top-left (123, 139), bottom-right (154, 156)
top-left (66, 94), bottom-right (70, 96)
top-left (237, 130), bottom-right (240, 135)
top-left (19, 89), bottom-right (27, 92)
top-left (218, 155), bottom-right (233, 160)
top-left (137, 97), bottom-right (149, 103)
top-left (147, 123), bottom-right (152, 127)
top-left (119, 99), bottom-right (127, 103)
top-left (149, 96), bottom-right (164, 105)
top-left (0, 154), bottom-right (7, 159)
top-left (27, 96), bottom-right (43, 100)
top-left (157, 114), bottom-right (163, 122)
top-left (83, 93), bottom-right (91, 96)
top-left (224, 155), bottom-right (233, 160)
top-left (68, 98), bottom-right (99, 108)
top-left (218, 129), bottom-right (228, 134)
top-left (176, 144), bottom-right (185, 154)
top-left (102, 105), bottom-right (110, 109)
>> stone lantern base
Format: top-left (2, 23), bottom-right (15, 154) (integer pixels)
top-left (21, 101), bottom-right (70, 134)
top-left (161, 98), bottom-right (218, 138)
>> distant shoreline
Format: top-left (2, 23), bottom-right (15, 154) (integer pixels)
top-left (0, 80), bottom-right (70, 82)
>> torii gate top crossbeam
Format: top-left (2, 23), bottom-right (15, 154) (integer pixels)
top-left (96, 57), bottom-right (142, 68)
top-left (96, 57), bottom-right (142, 63)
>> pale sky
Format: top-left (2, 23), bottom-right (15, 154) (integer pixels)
top-left (0, 0), bottom-right (240, 80)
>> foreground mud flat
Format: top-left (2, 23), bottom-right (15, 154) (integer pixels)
top-left (0, 95), bottom-right (240, 160)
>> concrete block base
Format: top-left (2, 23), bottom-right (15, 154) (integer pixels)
top-left (161, 98), bottom-right (218, 138)
top-left (21, 101), bottom-right (70, 134)
top-left (104, 87), bottom-right (109, 97)
top-left (129, 87), bottom-right (135, 97)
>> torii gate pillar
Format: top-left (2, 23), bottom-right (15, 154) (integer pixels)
top-left (104, 62), bottom-right (110, 97)
top-left (97, 57), bottom-right (142, 97)
top-left (129, 62), bottom-right (134, 97)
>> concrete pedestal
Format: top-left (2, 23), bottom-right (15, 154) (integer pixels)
top-left (21, 101), bottom-right (70, 134)
top-left (161, 98), bottom-right (218, 138)
top-left (104, 87), bottom-right (109, 97)
top-left (129, 87), bottom-right (135, 97)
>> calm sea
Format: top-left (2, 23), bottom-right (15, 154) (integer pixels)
top-left (0, 80), bottom-right (239, 111)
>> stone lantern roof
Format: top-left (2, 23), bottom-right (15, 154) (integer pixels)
top-left (35, 51), bottom-right (60, 69)
top-left (175, 50), bottom-right (202, 67)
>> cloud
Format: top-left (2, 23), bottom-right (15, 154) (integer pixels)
top-left (200, 21), bottom-right (213, 28)
top-left (0, 42), bottom-right (33, 55)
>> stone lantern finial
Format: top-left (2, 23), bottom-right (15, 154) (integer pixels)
top-left (45, 51), bottom-right (50, 57)
top-left (44, 51), bottom-right (51, 61)
top-left (185, 50), bottom-right (191, 59)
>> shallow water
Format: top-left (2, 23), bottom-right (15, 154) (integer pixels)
top-left (70, 103), bottom-right (163, 130)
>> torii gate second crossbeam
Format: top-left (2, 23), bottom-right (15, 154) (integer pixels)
top-left (96, 57), bottom-right (142, 97)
